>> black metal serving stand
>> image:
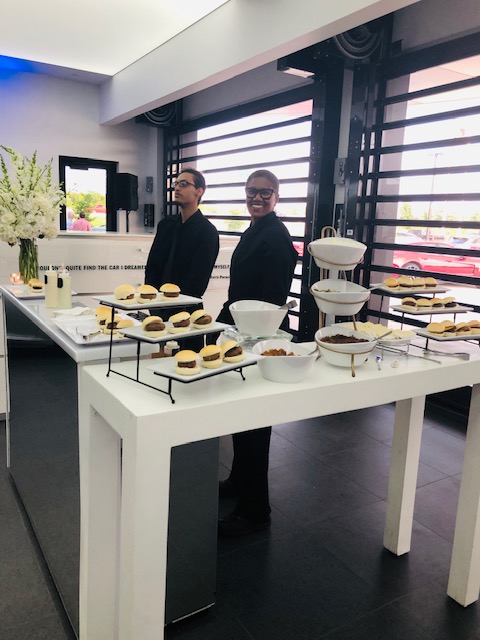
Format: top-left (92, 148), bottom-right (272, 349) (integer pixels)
top-left (93, 294), bottom-right (256, 403)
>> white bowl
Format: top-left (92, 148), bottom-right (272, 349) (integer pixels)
top-left (307, 237), bottom-right (366, 271)
top-left (310, 279), bottom-right (370, 316)
top-left (314, 326), bottom-right (376, 369)
top-left (252, 339), bottom-right (317, 383)
top-left (229, 300), bottom-right (287, 337)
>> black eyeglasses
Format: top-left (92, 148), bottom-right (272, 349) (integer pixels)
top-left (173, 180), bottom-right (196, 189)
top-left (245, 187), bottom-right (275, 199)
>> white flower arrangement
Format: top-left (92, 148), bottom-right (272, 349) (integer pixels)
top-left (0, 146), bottom-right (65, 245)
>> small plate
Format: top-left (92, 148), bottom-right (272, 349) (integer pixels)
top-left (391, 304), bottom-right (473, 315)
top-left (118, 321), bottom-right (229, 343)
top-left (148, 351), bottom-right (259, 382)
top-left (52, 314), bottom-right (140, 345)
top-left (5, 284), bottom-right (78, 299)
top-left (372, 284), bottom-right (448, 295)
top-left (93, 293), bottom-right (203, 310)
top-left (415, 328), bottom-right (480, 342)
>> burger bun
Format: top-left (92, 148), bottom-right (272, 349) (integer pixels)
top-left (174, 349), bottom-right (200, 375)
top-left (114, 284), bottom-right (136, 301)
top-left (199, 344), bottom-right (222, 368)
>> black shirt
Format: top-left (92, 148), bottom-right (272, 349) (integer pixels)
top-left (218, 212), bottom-right (298, 325)
top-left (145, 210), bottom-right (219, 298)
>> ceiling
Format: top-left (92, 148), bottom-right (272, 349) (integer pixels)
top-left (0, 0), bottom-right (229, 82)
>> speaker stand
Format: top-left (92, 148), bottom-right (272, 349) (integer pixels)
top-left (126, 209), bottom-right (131, 233)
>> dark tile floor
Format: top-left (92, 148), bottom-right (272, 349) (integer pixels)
top-left (2, 402), bottom-right (480, 640)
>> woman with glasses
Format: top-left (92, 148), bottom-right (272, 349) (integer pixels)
top-left (145, 168), bottom-right (219, 298)
top-left (217, 169), bottom-right (298, 537)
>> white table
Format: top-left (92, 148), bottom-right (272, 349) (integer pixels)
top-left (78, 346), bottom-right (480, 639)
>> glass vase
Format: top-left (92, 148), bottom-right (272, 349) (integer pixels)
top-left (18, 239), bottom-right (39, 283)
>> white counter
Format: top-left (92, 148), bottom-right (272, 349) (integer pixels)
top-left (0, 287), bottom-right (157, 363)
top-left (78, 344), bottom-right (480, 639)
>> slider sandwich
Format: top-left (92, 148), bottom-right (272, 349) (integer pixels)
top-left (401, 297), bottom-right (417, 307)
top-left (160, 283), bottom-right (180, 299)
top-left (199, 344), bottom-right (222, 368)
top-left (190, 309), bottom-right (213, 329)
top-left (174, 350), bottom-right (200, 375)
top-left (455, 322), bottom-right (472, 335)
top-left (430, 297), bottom-right (444, 308)
top-left (142, 316), bottom-right (167, 337)
top-left (136, 284), bottom-right (158, 300)
top-left (424, 277), bottom-right (437, 288)
top-left (442, 320), bottom-right (456, 334)
top-left (426, 322), bottom-right (445, 335)
top-left (95, 305), bottom-right (112, 326)
top-left (467, 320), bottom-right (480, 334)
top-left (103, 315), bottom-right (122, 334)
top-left (28, 278), bottom-right (44, 291)
top-left (384, 277), bottom-right (399, 288)
top-left (221, 339), bottom-right (244, 363)
top-left (115, 319), bottom-right (135, 335)
top-left (398, 276), bottom-right (414, 288)
top-left (416, 298), bottom-right (433, 310)
top-left (443, 297), bottom-right (456, 308)
top-left (411, 277), bottom-right (425, 287)
top-left (168, 311), bottom-right (191, 334)
top-left (114, 284), bottom-right (136, 301)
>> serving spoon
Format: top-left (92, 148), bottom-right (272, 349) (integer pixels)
top-left (279, 300), bottom-right (298, 311)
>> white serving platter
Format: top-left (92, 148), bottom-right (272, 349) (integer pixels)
top-left (415, 328), bottom-right (480, 342)
top-left (148, 351), bottom-right (259, 382)
top-left (51, 314), bottom-right (140, 345)
top-left (391, 304), bottom-right (473, 315)
top-left (118, 321), bottom-right (229, 343)
top-left (93, 293), bottom-right (202, 310)
top-left (372, 284), bottom-right (448, 295)
top-left (5, 284), bottom-right (78, 299)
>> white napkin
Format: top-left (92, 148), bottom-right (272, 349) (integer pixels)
top-left (53, 307), bottom-right (95, 317)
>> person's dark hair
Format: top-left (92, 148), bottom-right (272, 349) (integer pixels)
top-left (79, 212), bottom-right (86, 218)
top-left (180, 167), bottom-right (206, 202)
top-left (246, 169), bottom-right (280, 194)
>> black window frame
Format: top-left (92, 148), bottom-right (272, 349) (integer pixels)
top-left (59, 156), bottom-right (118, 232)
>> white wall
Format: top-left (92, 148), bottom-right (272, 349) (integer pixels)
top-left (0, 71), bottom-right (158, 235)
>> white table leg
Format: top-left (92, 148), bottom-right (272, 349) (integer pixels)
top-left (118, 417), bottom-right (172, 640)
top-left (448, 383), bottom-right (480, 606)
top-left (384, 396), bottom-right (425, 555)
top-left (79, 405), bottom-right (121, 640)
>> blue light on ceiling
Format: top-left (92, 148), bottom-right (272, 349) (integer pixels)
top-left (0, 55), bottom-right (36, 75)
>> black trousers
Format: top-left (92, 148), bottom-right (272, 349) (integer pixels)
top-left (228, 426), bottom-right (272, 521)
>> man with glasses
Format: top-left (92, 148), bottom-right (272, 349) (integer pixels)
top-left (145, 168), bottom-right (219, 298)
top-left (217, 169), bottom-right (298, 537)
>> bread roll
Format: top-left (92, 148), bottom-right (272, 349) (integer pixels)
top-left (174, 349), bottom-right (200, 375)
top-left (221, 340), bottom-right (244, 363)
top-left (114, 284), bottom-right (136, 301)
top-left (168, 311), bottom-right (191, 334)
top-left (142, 316), bottom-right (167, 337)
top-left (384, 277), bottom-right (398, 288)
top-left (200, 344), bottom-right (222, 368)
top-left (160, 283), bottom-right (180, 299)
top-left (426, 322), bottom-right (445, 335)
top-left (136, 284), bottom-right (158, 300)
top-left (190, 309), bottom-right (213, 329)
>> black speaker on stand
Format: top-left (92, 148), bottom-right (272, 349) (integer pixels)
top-left (114, 173), bottom-right (138, 232)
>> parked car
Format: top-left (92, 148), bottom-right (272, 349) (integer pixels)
top-left (392, 241), bottom-right (477, 276)
top-left (293, 241), bottom-right (304, 257)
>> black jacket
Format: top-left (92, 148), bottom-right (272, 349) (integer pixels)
top-left (218, 212), bottom-right (298, 325)
top-left (145, 210), bottom-right (219, 298)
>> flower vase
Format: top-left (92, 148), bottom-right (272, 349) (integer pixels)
top-left (18, 239), bottom-right (39, 283)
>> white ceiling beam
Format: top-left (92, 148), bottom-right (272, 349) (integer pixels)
top-left (99, 0), bottom-right (420, 125)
